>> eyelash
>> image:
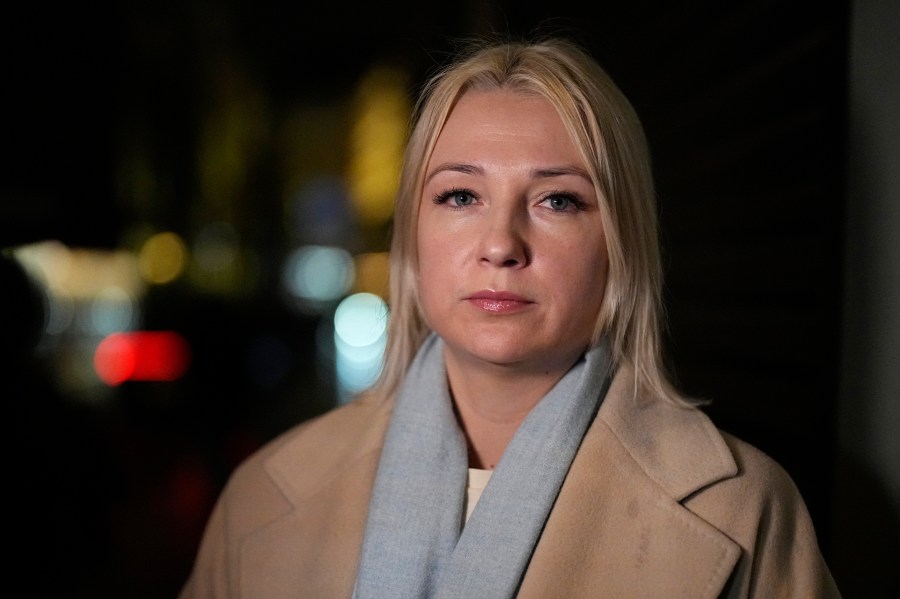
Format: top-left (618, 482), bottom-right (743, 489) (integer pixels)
top-left (431, 188), bottom-right (588, 212)
top-left (432, 188), bottom-right (476, 209)
top-left (539, 190), bottom-right (588, 212)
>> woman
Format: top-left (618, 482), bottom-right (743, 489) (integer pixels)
top-left (180, 37), bottom-right (840, 598)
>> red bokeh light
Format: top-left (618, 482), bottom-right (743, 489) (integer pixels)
top-left (95, 331), bottom-right (191, 386)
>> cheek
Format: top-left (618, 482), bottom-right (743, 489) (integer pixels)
top-left (417, 231), bottom-right (440, 283)
top-left (555, 265), bottom-right (605, 310)
top-left (416, 233), bottom-right (449, 316)
top-left (586, 256), bottom-right (610, 306)
top-left (556, 258), bottom-right (608, 341)
top-left (551, 258), bottom-right (608, 334)
top-left (416, 266), bottom-right (455, 336)
top-left (417, 215), bottom-right (470, 288)
top-left (416, 209), bottom-right (443, 266)
top-left (548, 236), bottom-right (608, 293)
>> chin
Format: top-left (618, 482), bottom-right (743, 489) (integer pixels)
top-left (442, 331), bottom-right (546, 369)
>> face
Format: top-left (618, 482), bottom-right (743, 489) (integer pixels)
top-left (416, 89), bottom-right (609, 376)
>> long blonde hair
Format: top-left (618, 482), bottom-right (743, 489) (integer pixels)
top-left (368, 36), bottom-right (687, 406)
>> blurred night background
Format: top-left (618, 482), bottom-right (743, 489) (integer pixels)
top-left (2, 0), bottom-right (898, 597)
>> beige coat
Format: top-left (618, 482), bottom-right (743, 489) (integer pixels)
top-left (180, 368), bottom-right (841, 598)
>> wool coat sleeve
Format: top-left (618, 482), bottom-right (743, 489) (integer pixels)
top-left (178, 495), bottom-right (229, 599)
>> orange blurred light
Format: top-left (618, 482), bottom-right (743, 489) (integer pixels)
top-left (94, 331), bottom-right (191, 386)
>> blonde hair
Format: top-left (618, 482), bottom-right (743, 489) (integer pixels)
top-left (369, 36), bottom-right (688, 406)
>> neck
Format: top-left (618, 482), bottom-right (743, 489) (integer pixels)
top-left (443, 348), bottom-right (579, 469)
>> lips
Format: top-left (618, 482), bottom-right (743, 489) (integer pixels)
top-left (465, 290), bottom-right (534, 313)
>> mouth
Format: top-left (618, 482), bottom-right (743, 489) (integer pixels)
top-left (465, 290), bottom-right (534, 313)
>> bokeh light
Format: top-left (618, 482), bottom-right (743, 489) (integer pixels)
top-left (347, 65), bottom-right (410, 227)
top-left (14, 240), bottom-right (144, 299)
top-left (352, 251), bottom-right (390, 298)
top-left (333, 292), bottom-right (388, 402)
top-left (282, 245), bottom-right (355, 312)
top-left (42, 287), bottom-right (75, 337)
top-left (94, 331), bottom-right (191, 386)
top-left (89, 286), bottom-right (138, 336)
top-left (138, 231), bottom-right (188, 284)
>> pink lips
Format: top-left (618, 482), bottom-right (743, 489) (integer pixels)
top-left (466, 290), bottom-right (534, 313)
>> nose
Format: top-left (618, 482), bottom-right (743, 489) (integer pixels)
top-left (477, 206), bottom-right (529, 268)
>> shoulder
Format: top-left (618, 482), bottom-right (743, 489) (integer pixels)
top-left (217, 393), bottom-right (392, 533)
top-left (599, 369), bottom-right (839, 594)
top-left (711, 431), bottom-right (803, 501)
top-left (683, 429), bottom-right (810, 524)
top-left (180, 394), bottom-right (391, 597)
top-left (608, 383), bottom-right (839, 595)
top-left (234, 392), bottom-right (389, 477)
top-left (598, 369), bottom-right (739, 500)
top-left (599, 366), bottom-right (812, 510)
top-left (683, 431), bottom-right (840, 597)
top-left (682, 428), bottom-right (826, 556)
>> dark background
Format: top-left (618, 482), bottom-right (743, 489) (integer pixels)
top-left (4, 1), bottom-right (894, 597)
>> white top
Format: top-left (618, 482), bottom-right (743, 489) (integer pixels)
top-left (464, 467), bottom-right (493, 524)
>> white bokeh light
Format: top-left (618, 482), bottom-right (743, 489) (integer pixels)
top-left (283, 245), bottom-right (355, 309)
top-left (333, 292), bottom-right (388, 402)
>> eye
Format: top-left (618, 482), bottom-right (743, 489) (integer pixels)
top-left (433, 189), bottom-right (477, 207)
top-left (540, 192), bottom-right (585, 212)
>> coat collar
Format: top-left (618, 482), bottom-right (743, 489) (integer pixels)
top-left (237, 396), bottom-right (392, 598)
top-left (264, 393), bottom-right (392, 502)
top-left (520, 366), bottom-right (742, 598)
top-left (261, 365), bottom-right (738, 508)
top-left (598, 365), bottom-right (739, 500)
top-left (252, 366), bottom-right (742, 598)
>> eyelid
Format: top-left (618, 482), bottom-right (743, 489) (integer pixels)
top-left (430, 187), bottom-right (591, 211)
top-left (432, 187), bottom-right (478, 206)
top-left (538, 190), bottom-right (588, 211)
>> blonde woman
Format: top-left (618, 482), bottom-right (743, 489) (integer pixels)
top-left (180, 37), bottom-right (840, 598)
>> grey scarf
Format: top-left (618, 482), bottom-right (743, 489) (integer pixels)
top-left (353, 333), bottom-right (612, 598)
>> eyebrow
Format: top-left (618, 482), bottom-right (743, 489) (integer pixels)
top-left (532, 166), bottom-right (592, 182)
top-left (425, 162), bottom-right (592, 184)
top-left (425, 162), bottom-right (484, 182)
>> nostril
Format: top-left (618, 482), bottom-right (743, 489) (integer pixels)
top-left (478, 223), bottom-right (529, 267)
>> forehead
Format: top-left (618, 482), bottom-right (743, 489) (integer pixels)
top-left (427, 89), bottom-right (582, 167)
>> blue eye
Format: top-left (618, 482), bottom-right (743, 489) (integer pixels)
top-left (434, 189), bottom-right (477, 207)
top-left (450, 191), bottom-right (475, 206)
top-left (547, 195), bottom-right (571, 210)
top-left (542, 193), bottom-right (584, 212)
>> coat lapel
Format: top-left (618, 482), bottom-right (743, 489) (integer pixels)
top-left (229, 366), bottom-right (743, 598)
top-left (520, 369), bottom-right (742, 599)
top-left (238, 397), bottom-right (392, 599)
